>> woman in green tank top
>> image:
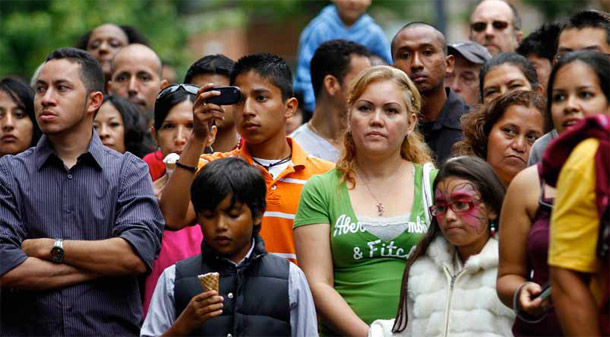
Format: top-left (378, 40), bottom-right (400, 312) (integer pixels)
top-left (294, 66), bottom-right (437, 336)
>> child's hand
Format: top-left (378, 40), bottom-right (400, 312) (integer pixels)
top-left (518, 282), bottom-right (550, 316)
top-left (173, 290), bottom-right (224, 334)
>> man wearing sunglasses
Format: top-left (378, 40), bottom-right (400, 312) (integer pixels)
top-left (469, 0), bottom-right (523, 56)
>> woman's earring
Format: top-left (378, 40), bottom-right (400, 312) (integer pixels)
top-left (489, 220), bottom-right (497, 237)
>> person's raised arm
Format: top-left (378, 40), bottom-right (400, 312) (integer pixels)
top-left (160, 84), bottom-right (222, 229)
top-left (497, 166), bottom-right (547, 315)
top-left (294, 224), bottom-right (369, 337)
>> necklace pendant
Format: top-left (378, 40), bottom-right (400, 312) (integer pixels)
top-left (376, 203), bottom-right (384, 216)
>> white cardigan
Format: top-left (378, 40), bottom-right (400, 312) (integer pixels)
top-left (369, 236), bottom-right (515, 337)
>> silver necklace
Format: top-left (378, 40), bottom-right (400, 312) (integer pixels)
top-left (357, 162), bottom-right (413, 217)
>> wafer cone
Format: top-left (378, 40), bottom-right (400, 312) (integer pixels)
top-left (198, 272), bottom-right (219, 292)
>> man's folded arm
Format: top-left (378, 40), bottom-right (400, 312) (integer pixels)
top-left (1, 256), bottom-right (98, 290)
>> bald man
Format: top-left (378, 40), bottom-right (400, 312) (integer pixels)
top-left (392, 22), bottom-right (468, 164)
top-left (108, 44), bottom-right (168, 115)
top-left (469, 0), bottom-right (523, 56)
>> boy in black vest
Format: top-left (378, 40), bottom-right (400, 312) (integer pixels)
top-left (141, 157), bottom-right (318, 337)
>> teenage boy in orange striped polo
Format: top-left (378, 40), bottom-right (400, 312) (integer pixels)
top-left (160, 53), bottom-right (333, 263)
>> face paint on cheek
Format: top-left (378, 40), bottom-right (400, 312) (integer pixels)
top-left (450, 182), bottom-right (488, 234)
top-left (459, 207), bottom-right (487, 234)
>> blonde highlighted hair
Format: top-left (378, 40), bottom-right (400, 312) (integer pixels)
top-left (336, 65), bottom-right (433, 187)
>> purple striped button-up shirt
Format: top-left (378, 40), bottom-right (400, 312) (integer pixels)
top-left (0, 132), bottom-right (164, 336)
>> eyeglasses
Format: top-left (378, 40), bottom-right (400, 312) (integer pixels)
top-left (156, 84), bottom-right (200, 100)
top-left (471, 21), bottom-right (510, 32)
top-left (429, 199), bottom-right (482, 216)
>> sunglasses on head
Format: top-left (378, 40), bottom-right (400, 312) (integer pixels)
top-left (156, 84), bottom-right (200, 100)
top-left (471, 21), bottom-right (510, 32)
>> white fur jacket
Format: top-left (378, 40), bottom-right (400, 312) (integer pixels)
top-left (369, 236), bottom-right (515, 337)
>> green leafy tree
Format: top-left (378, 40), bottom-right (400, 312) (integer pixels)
top-left (1, 0), bottom-right (189, 80)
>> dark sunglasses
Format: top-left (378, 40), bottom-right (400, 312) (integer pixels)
top-left (429, 199), bottom-right (482, 217)
top-left (156, 84), bottom-right (200, 100)
top-left (471, 21), bottom-right (510, 32)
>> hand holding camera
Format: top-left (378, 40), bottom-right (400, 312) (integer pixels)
top-left (193, 84), bottom-right (241, 140)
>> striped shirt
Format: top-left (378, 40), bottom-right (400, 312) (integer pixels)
top-left (0, 132), bottom-right (164, 336)
top-left (198, 138), bottom-right (334, 263)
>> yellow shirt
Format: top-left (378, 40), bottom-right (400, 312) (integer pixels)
top-left (549, 138), bottom-right (604, 303)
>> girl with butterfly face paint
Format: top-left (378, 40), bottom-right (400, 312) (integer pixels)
top-left (369, 156), bottom-right (515, 337)
top-left (433, 178), bottom-right (496, 256)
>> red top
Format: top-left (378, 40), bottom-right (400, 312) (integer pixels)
top-left (142, 150), bottom-right (166, 181)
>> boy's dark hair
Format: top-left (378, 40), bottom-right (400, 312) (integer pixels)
top-left (563, 10), bottom-right (610, 45)
top-left (517, 21), bottom-right (564, 62)
top-left (184, 54), bottom-right (235, 84)
top-left (479, 52), bottom-right (538, 101)
top-left (191, 157), bottom-right (267, 235)
top-left (310, 40), bottom-right (370, 99)
top-left (45, 48), bottom-right (104, 94)
top-left (230, 53), bottom-right (294, 101)
top-left (75, 24), bottom-right (148, 50)
top-left (0, 77), bottom-right (42, 147)
top-left (102, 95), bottom-right (148, 158)
top-left (392, 156), bottom-right (506, 333)
top-left (547, 50), bottom-right (610, 127)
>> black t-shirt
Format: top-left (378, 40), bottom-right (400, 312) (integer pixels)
top-left (419, 88), bottom-right (469, 165)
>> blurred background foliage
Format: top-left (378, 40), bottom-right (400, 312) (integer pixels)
top-left (1, 0), bottom-right (605, 81)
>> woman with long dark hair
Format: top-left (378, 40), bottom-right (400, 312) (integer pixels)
top-left (94, 95), bottom-right (148, 158)
top-left (0, 78), bottom-right (42, 156)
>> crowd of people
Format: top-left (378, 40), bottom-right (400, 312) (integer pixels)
top-left (0, 0), bottom-right (608, 336)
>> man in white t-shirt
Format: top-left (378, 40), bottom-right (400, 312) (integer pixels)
top-left (291, 40), bottom-right (371, 162)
